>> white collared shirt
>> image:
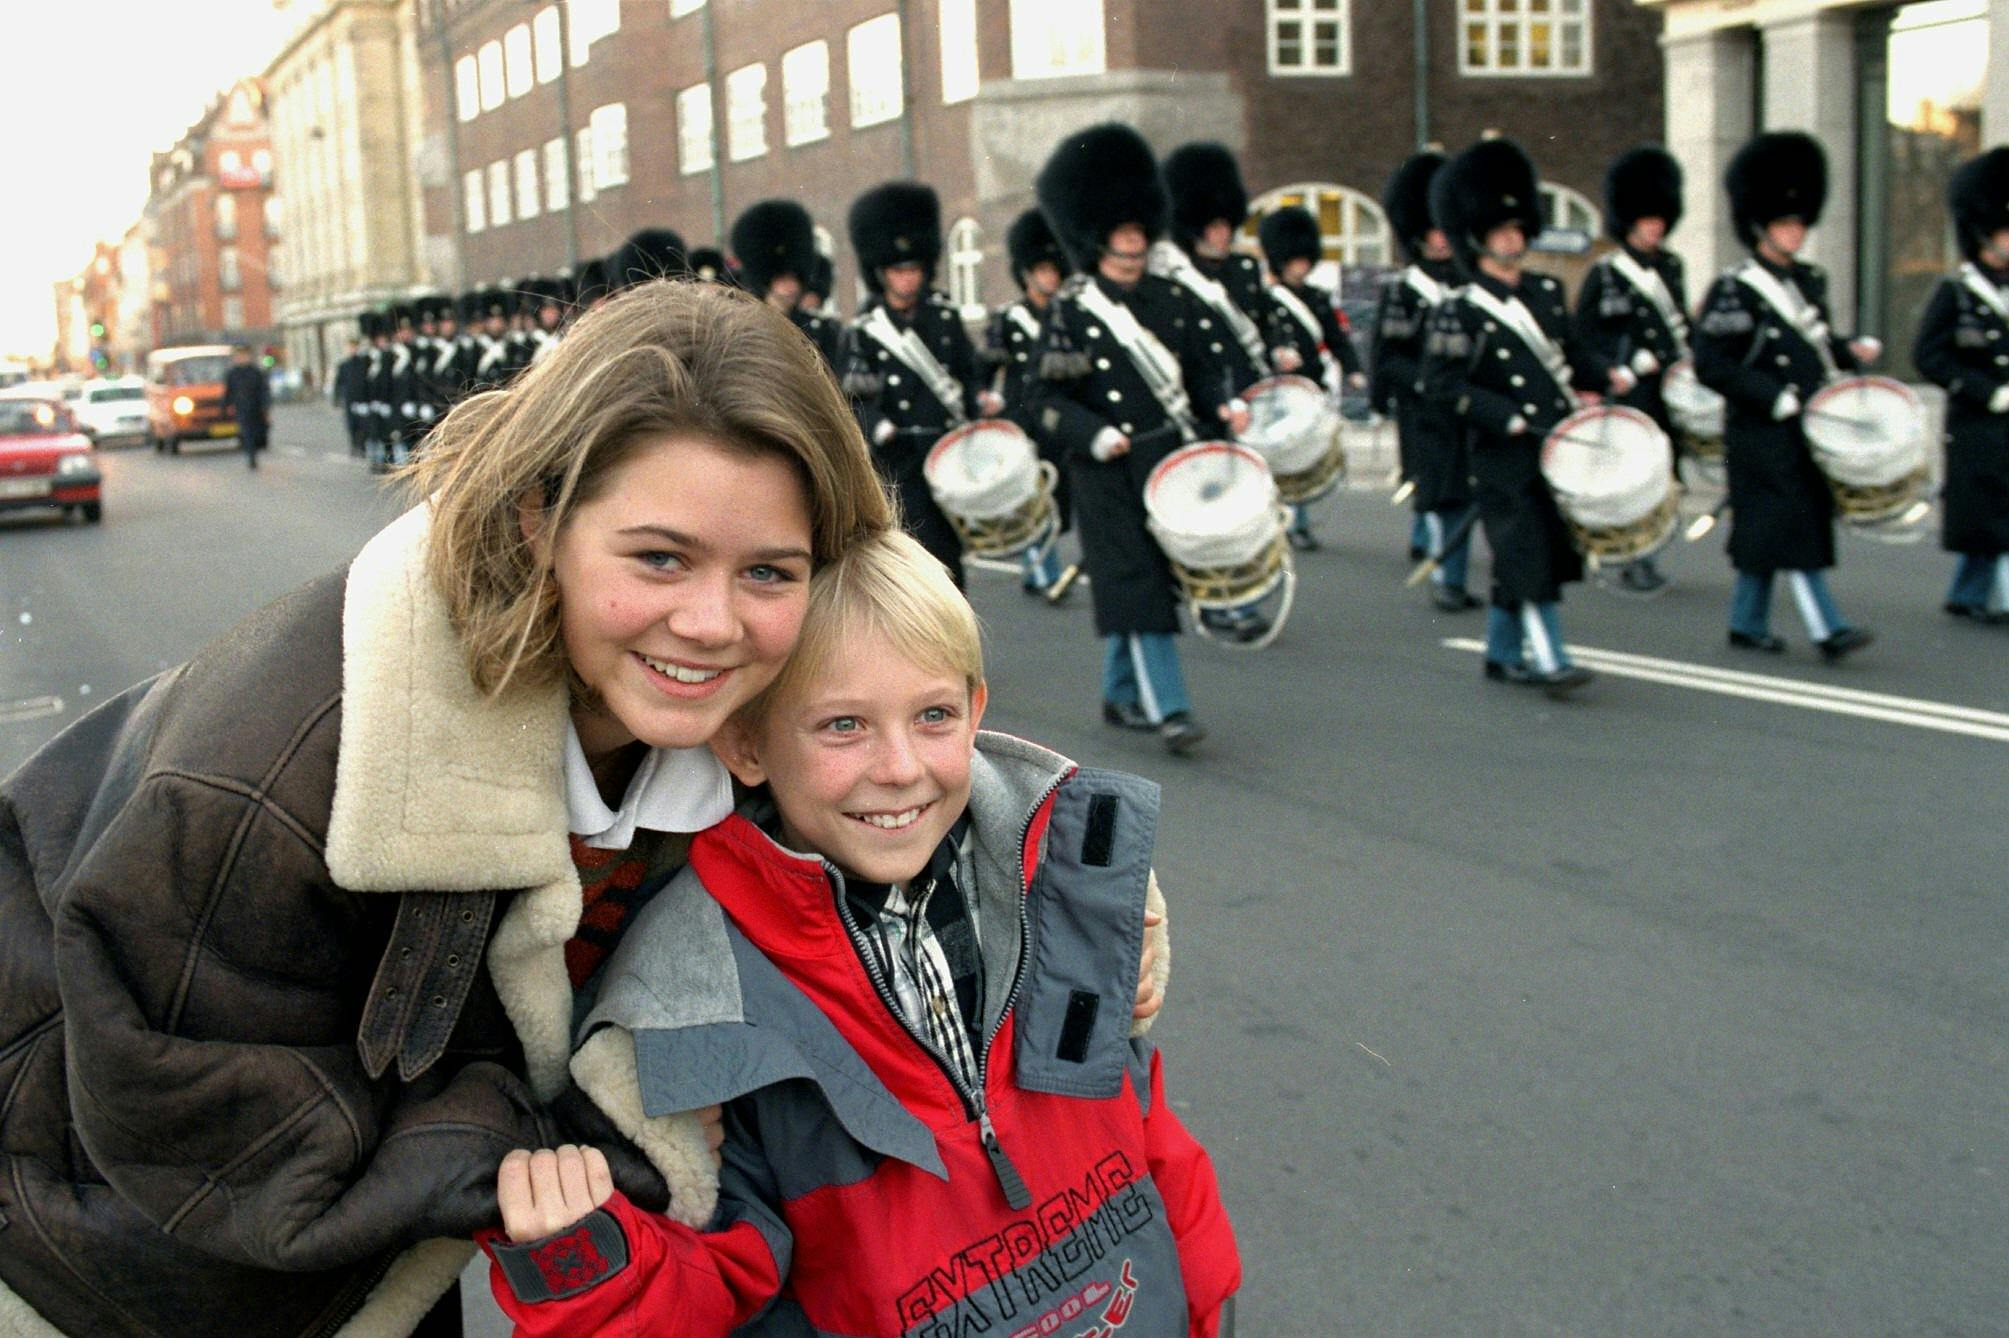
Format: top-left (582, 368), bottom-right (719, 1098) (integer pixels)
top-left (562, 720), bottom-right (735, 850)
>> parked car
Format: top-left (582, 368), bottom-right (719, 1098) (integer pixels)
top-left (0, 396), bottom-right (101, 523)
top-left (72, 376), bottom-right (150, 446)
top-left (145, 345), bottom-right (237, 452)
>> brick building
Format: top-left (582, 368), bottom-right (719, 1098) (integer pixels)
top-left (146, 79), bottom-right (280, 350)
top-left (417, 0), bottom-right (1664, 313)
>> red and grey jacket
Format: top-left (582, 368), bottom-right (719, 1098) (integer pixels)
top-left (482, 732), bottom-right (1239, 1336)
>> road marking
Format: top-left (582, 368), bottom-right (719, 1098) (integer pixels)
top-left (1442, 638), bottom-right (2009, 744)
top-left (0, 695), bottom-right (65, 726)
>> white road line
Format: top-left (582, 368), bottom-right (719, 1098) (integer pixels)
top-left (1441, 638), bottom-right (2009, 744)
top-left (0, 695), bottom-right (65, 726)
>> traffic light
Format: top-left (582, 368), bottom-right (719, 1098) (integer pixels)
top-left (88, 321), bottom-right (106, 339)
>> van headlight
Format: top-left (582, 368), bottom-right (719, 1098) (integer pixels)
top-left (172, 395), bottom-right (195, 415)
top-left (56, 453), bottom-right (93, 476)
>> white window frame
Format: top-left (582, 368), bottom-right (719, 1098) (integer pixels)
top-left (1267, 0), bottom-right (1350, 77)
top-left (678, 83), bottom-right (715, 175)
top-left (504, 23), bottom-right (533, 98)
top-left (1009, 0), bottom-right (1105, 79)
top-left (543, 136), bottom-right (569, 212)
top-left (574, 126), bottom-right (596, 201)
top-left (478, 40), bottom-right (504, 111)
top-left (568, 0), bottom-right (620, 67)
top-left (589, 103), bottom-right (629, 188)
top-left (1537, 182), bottom-right (1600, 244)
top-left (487, 159), bottom-right (512, 228)
top-left (464, 168), bottom-right (486, 233)
top-left (1458, 0), bottom-right (1593, 77)
top-left (533, 6), bottom-right (563, 83)
top-left (782, 41), bottom-right (831, 146)
top-left (219, 247), bottom-right (241, 292)
top-left (1243, 182), bottom-right (1391, 286)
top-left (848, 14), bottom-right (905, 129)
top-left (514, 148), bottom-right (540, 219)
top-left (726, 63), bottom-right (768, 162)
top-left (939, 0), bottom-right (979, 104)
top-left (454, 55), bottom-right (480, 121)
top-left (947, 216), bottom-right (984, 319)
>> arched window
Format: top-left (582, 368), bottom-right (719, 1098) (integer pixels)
top-left (1537, 182), bottom-right (1600, 252)
top-left (1241, 182), bottom-right (1390, 290)
top-left (947, 216), bottom-right (985, 319)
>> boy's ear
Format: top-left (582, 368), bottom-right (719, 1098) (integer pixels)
top-left (710, 717), bottom-right (769, 787)
top-left (968, 681), bottom-right (988, 734)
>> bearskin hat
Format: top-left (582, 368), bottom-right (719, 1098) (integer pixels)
top-left (1604, 146), bottom-right (1683, 240)
top-left (460, 287), bottom-right (509, 324)
top-left (389, 303), bottom-right (417, 332)
top-left (358, 311), bottom-right (388, 339)
top-left (1005, 208), bottom-right (1070, 288)
top-left (1383, 151), bottom-right (1447, 262)
top-left (609, 228), bottom-right (690, 290)
top-left (1258, 206), bottom-right (1322, 274)
top-left (1949, 147), bottom-right (2009, 264)
top-left (808, 253), bottom-right (834, 303)
top-left (687, 246), bottom-right (729, 284)
top-left (1430, 138), bottom-right (1545, 277)
top-left (1164, 142), bottom-right (1249, 247)
top-left (1726, 131), bottom-right (1826, 248)
top-left (731, 199), bottom-right (820, 295)
top-left (848, 182), bottom-right (942, 293)
top-left (572, 256), bottom-right (611, 307)
top-left (1036, 122), bottom-right (1168, 272)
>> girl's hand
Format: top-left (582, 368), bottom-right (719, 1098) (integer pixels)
top-left (497, 1145), bottom-right (615, 1243)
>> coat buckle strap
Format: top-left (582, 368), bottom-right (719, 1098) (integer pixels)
top-left (357, 892), bottom-right (495, 1082)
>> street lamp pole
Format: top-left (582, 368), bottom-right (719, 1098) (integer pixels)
top-left (550, 1), bottom-right (581, 271)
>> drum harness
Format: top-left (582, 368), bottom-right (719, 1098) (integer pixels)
top-left (1149, 241), bottom-right (1272, 372)
top-left (1733, 260), bottom-right (1839, 382)
top-left (1461, 282), bottom-right (1577, 407)
top-left (1006, 302), bottom-right (1044, 342)
top-left (1607, 251), bottom-right (1690, 360)
top-left (1958, 262), bottom-right (2009, 325)
top-left (861, 305), bottom-right (969, 431)
top-left (1074, 279), bottom-right (1206, 443)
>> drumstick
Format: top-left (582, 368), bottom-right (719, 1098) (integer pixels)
top-left (1390, 479), bottom-right (1416, 506)
top-left (1405, 506), bottom-right (1481, 586)
top-left (1803, 406), bottom-right (1876, 429)
top-left (1684, 496), bottom-right (1730, 541)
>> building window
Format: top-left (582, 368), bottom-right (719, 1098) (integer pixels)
top-left (1460, 0), bottom-right (1591, 76)
top-left (575, 127), bottom-right (596, 201)
top-left (544, 136), bottom-right (569, 212)
top-left (1539, 182), bottom-right (1598, 235)
top-left (940, 0), bottom-right (978, 103)
top-left (219, 247), bottom-right (241, 292)
top-left (783, 41), bottom-right (830, 146)
top-left (678, 83), bottom-right (714, 174)
top-left (947, 216), bottom-right (984, 317)
top-left (265, 194), bottom-right (282, 239)
top-left (589, 102), bottom-right (629, 187)
top-left (223, 296), bottom-right (245, 330)
top-left (1242, 183), bottom-right (1390, 286)
top-left (464, 168), bottom-right (485, 232)
top-left (215, 193), bottom-right (238, 241)
top-left (848, 14), bottom-right (904, 128)
top-left (727, 63), bottom-right (768, 161)
top-left (1009, 0), bottom-right (1104, 79)
top-left (478, 40), bottom-right (504, 110)
top-left (504, 24), bottom-right (533, 98)
top-left (1268, 0), bottom-right (1349, 75)
top-left (533, 6), bottom-right (562, 83)
top-left (569, 0), bottom-right (619, 67)
top-left (515, 148), bottom-right (540, 218)
top-left (455, 55), bottom-right (479, 121)
top-left (488, 160), bottom-right (512, 227)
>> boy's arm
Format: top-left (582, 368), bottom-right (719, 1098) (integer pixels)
top-left (1135, 1046), bottom-right (1241, 1338)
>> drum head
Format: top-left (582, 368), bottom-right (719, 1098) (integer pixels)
top-left (1804, 376), bottom-right (1925, 487)
top-left (924, 419), bottom-right (1038, 519)
top-left (1145, 442), bottom-right (1282, 569)
top-left (1240, 375), bottom-right (1337, 476)
top-left (1540, 406), bottom-right (1673, 530)
top-left (1662, 357), bottom-right (1725, 436)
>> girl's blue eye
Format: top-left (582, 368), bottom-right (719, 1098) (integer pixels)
top-left (639, 551), bottom-right (683, 572)
top-left (747, 564), bottom-right (783, 583)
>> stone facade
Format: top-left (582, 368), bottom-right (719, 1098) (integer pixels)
top-left (145, 79), bottom-right (278, 349)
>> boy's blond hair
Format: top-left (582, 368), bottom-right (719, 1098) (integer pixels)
top-left (741, 530), bottom-right (984, 725)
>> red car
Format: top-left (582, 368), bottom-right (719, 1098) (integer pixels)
top-left (0, 395), bottom-right (102, 523)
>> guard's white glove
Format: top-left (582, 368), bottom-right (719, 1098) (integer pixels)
top-left (1989, 384), bottom-right (2009, 415)
top-left (1630, 349), bottom-right (1661, 377)
top-left (1272, 346), bottom-right (1304, 373)
top-left (1609, 366), bottom-right (1638, 396)
top-left (400, 402), bottom-right (417, 418)
top-left (976, 389), bottom-right (1005, 417)
top-left (1505, 414), bottom-right (1530, 437)
top-left (1772, 389), bottom-right (1802, 421)
top-left (1850, 336), bottom-right (1883, 365)
top-left (1090, 427), bottom-right (1131, 461)
top-left (871, 418), bottom-right (897, 446)
top-left (1346, 371), bottom-right (1368, 390)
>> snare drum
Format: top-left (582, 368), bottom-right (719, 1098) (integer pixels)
top-left (1802, 376), bottom-right (1929, 525)
top-left (1661, 358), bottom-right (1725, 459)
top-left (923, 419), bottom-right (1059, 558)
top-left (1144, 442), bottom-right (1295, 646)
top-left (1539, 405), bottom-right (1679, 564)
top-left (1239, 375), bottom-right (1346, 505)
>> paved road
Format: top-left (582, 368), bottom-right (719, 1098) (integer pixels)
top-left (3, 404), bottom-right (2004, 1335)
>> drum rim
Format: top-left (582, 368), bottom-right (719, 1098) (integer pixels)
top-left (1145, 440), bottom-right (1274, 497)
top-left (1539, 403), bottom-right (1668, 476)
top-left (923, 416), bottom-right (1034, 480)
top-left (1242, 373), bottom-right (1328, 400)
top-left (1805, 374), bottom-right (1920, 412)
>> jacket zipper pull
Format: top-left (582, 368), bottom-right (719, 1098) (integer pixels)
top-left (979, 1111), bottom-right (1032, 1210)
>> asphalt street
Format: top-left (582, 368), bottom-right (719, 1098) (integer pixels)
top-left (2, 404), bottom-right (2003, 1335)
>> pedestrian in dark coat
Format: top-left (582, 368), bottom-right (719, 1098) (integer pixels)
top-left (221, 343), bottom-right (270, 469)
top-left (1692, 131), bottom-right (1878, 661)
top-left (1913, 146), bottom-right (2009, 624)
top-left (333, 336), bottom-right (370, 455)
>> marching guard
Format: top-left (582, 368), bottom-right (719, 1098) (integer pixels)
top-left (521, 277), bottom-right (568, 366)
top-left (1913, 146), bottom-right (2009, 626)
top-left (571, 255), bottom-right (612, 316)
top-left (1373, 151), bottom-right (1478, 609)
top-left (842, 180), bottom-right (1000, 588)
top-left (1422, 138), bottom-right (1636, 696)
top-left (411, 295), bottom-right (460, 447)
top-left (462, 288), bottom-right (517, 397)
top-left (984, 207), bottom-right (1079, 600)
top-left (1258, 203), bottom-right (1367, 550)
top-left (1031, 122), bottom-right (1254, 754)
top-left (609, 228), bottom-right (691, 293)
top-left (1692, 131), bottom-right (1879, 662)
top-left (729, 198), bottom-right (846, 369)
top-left (1574, 146), bottom-right (1691, 596)
top-left (687, 246), bottom-right (730, 285)
top-left (332, 334), bottom-right (370, 458)
top-left (804, 253), bottom-right (835, 316)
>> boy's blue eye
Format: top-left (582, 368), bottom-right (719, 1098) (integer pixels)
top-left (919, 706), bottom-right (953, 725)
top-left (824, 716), bottom-right (861, 734)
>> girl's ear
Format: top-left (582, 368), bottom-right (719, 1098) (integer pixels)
top-left (711, 717), bottom-right (769, 787)
top-left (517, 489), bottom-right (546, 550)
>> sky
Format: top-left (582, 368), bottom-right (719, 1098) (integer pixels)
top-left (0, 0), bottom-right (297, 358)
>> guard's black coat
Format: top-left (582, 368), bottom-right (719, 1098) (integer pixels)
top-left (1372, 263), bottom-right (1468, 512)
top-left (986, 297), bottom-right (1071, 531)
top-left (1421, 270), bottom-right (1610, 605)
top-left (1573, 245), bottom-right (1689, 439)
top-left (1912, 268), bottom-right (2009, 556)
top-left (1691, 257), bottom-right (1861, 573)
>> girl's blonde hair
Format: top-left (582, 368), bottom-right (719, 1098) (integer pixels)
top-left (407, 279), bottom-right (892, 696)
top-left (740, 529), bottom-right (984, 726)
